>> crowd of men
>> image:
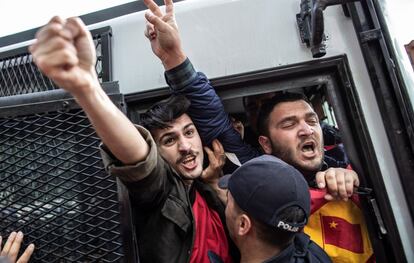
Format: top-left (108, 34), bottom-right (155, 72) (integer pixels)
top-left (2, 0), bottom-right (375, 262)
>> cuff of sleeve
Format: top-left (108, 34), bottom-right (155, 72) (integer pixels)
top-left (165, 57), bottom-right (197, 90)
top-left (99, 125), bottom-right (159, 183)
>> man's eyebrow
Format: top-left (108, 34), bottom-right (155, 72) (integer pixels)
top-left (158, 123), bottom-right (194, 142)
top-left (278, 112), bottom-right (318, 124)
top-left (277, 116), bottom-right (297, 125)
top-left (305, 112), bottom-right (318, 118)
top-left (158, 131), bottom-right (176, 143)
top-left (183, 123), bottom-right (195, 130)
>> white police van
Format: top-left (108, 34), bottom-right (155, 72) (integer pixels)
top-left (0, 0), bottom-right (413, 262)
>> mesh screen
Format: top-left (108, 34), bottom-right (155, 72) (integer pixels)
top-left (0, 108), bottom-right (124, 262)
top-left (0, 37), bottom-right (105, 97)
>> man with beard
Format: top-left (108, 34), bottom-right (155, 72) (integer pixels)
top-left (218, 155), bottom-right (331, 263)
top-left (30, 16), bottom-right (235, 263)
top-left (256, 92), bottom-right (357, 200)
top-left (257, 92), bottom-right (375, 262)
top-left (143, 0), bottom-right (358, 200)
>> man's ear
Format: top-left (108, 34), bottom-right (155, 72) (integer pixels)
top-left (238, 214), bottom-right (252, 236)
top-left (258, 135), bottom-right (272, 154)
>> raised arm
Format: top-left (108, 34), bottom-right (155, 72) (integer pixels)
top-left (143, 0), bottom-right (185, 69)
top-left (30, 16), bottom-right (148, 165)
top-left (144, 0), bottom-right (259, 164)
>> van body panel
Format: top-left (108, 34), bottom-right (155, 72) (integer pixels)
top-left (85, 2), bottom-right (414, 257)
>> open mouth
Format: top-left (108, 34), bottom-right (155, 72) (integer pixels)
top-left (300, 141), bottom-right (317, 157)
top-left (180, 155), bottom-right (197, 170)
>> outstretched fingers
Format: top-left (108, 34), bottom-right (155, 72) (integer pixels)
top-left (7, 231), bottom-right (24, 263)
top-left (1, 232), bottom-right (16, 256)
top-left (143, 0), bottom-right (163, 17)
top-left (144, 11), bottom-right (170, 33)
top-left (0, 232), bottom-right (35, 263)
top-left (164, 0), bottom-right (174, 16)
top-left (16, 244), bottom-right (35, 263)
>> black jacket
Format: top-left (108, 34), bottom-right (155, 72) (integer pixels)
top-left (210, 233), bottom-right (331, 263)
top-left (264, 233), bottom-right (332, 263)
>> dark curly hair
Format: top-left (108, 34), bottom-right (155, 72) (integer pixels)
top-left (139, 95), bottom-right (191, 131)
top-left (257, 92), bottom-right (310, 137)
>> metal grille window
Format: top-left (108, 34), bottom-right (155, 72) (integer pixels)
top-left (0, 88), bottom-right (127, 262)
top-left (0, 27), bottom-right (112, 97)
top-left (0, 27), bottom-right (135, 262)
top-left (0, 89), bottom-right (125, 262)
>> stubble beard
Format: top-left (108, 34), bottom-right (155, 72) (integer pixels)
top-left (270, 140), bottom-right (323, 177)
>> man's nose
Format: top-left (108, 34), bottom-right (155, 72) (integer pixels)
top-left (298, 122), bottom-right (314, 136)
top-left (178, 138), bottom-right (192, 153)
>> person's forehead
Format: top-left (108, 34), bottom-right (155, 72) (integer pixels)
top-left (272, 100), bottom-right (315, 117)
top-left (152, 114), bottom-right (194, 140)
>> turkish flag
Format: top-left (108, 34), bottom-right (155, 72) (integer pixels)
top-left (322, 216), bottom-right (363, 253)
